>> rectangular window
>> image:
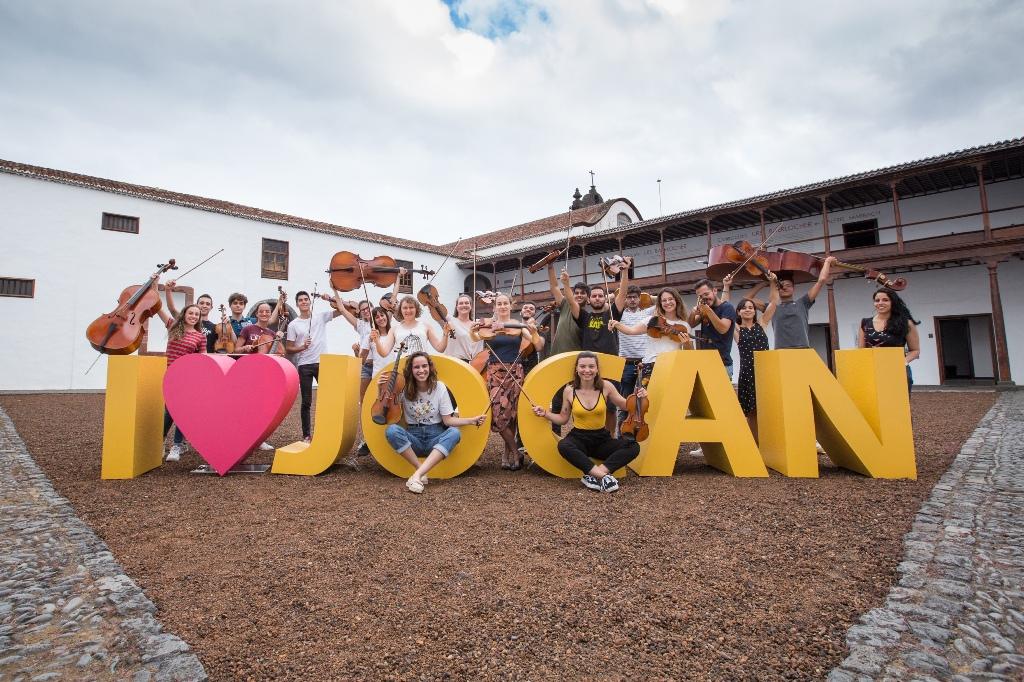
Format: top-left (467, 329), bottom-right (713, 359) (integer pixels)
top-left (261, 238), bottom-right (289, 280)
top-left (101, 212), bottom-right (140, 234)
top-left (842, 219), bottom-right (879, 249)
top-left (396, 259), bottom-right (413, 294)
top-left (0, 277), bottom-right (35, 298)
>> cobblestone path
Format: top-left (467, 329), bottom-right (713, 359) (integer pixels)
top-left (0, 407), bottom-right (206, 681)
top-left (831, 391), bottom-right (1024, 681)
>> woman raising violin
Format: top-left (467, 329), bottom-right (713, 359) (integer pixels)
top-left (381, 352), bottom-right (486, 494)
top-left (733, 272), bottom-right (780, 439)
top-left (609, 288), bottom-right (693, 385)
top-left (157, 302), bottom-right (207, 462)
top-left (532, 351), bottom-right (643, 492)
top-left (444, 293), bottom-right (483, 363)
top-left (470, 293), bottom-right (540, 470)
top-left (857, 288), bottom-right (920, 392)
top-left (375, 296), bottom-right (451, 357)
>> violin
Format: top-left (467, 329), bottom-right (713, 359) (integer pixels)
top-left (86, 259), bottom-right (178, 355)
top-left (775, 248), bottom-right (908, 291)
top-left (326, 251), bottom-right (435, 292)
top-left (213, 304), bottom-right (235, 354)
top-left (620, 382), bottom-right (649, 443)
top-left (527, 238), bottom-right (575, 273)
top-left (255, 287), bottom-right (288, 355)
top-left (416, 284), bottom-right (449, 328)
top-left (646, 316), bottom-right (692, 345)
top-left (371, 341), bottom-right (408, 425)
top-left (469, 319), bottom-right (536, 373)
top-left (475, 290), bottom-right (499, 306)
top-left (600, 255), bottom-right (631, 279)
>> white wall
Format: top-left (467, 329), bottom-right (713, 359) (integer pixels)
top-left (0, 173), bottom-right (463, 391)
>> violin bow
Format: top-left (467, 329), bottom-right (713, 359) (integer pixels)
top-left (563, 209), bottom-right (573, 270)
top-left (472, 243), bottom-right (478, 320)
top-left (308, 282), bottom-right (319, 339)
top-left (171, 248), bottom-right (224, 282)
top-left (506, 267), bottom-right (520, 301)
top-left (426, 237), bottom-right (462, 288)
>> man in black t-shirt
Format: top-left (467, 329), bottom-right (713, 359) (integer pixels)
top-left (560, 262), bottom-right (631, 431)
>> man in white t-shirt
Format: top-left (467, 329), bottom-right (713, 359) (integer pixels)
top-left (616, 284), bottom-right (656, 434)
top-left (286, 290), bottom-right (342, 442)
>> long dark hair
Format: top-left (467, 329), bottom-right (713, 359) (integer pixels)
top-left (571, 351), bottom-right (604, 391)
top-left (168, 304), bottom-right (203, 342)
top-left (403, 351), bottom-right (438, 400)
top-left (737, 297), bottom-right (760, 325)
top-left (874, 288), bottom-right (919, 337)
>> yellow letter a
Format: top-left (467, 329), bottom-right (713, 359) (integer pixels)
top-left (755, 348), bottom-right (916, 479)
top-left (629, 350), bottom-right (767, 477)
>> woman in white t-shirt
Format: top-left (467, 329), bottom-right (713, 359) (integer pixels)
top-left (445, 293), bottom-right (483, 363)
top-left (375, 295), bottom-right (451, 357)
top-left (610, 288), bottom-right (693, 386)
top-left (381, 352), bottom-right (486, 494)
top-left (367, 306), bottom-right (398, 378)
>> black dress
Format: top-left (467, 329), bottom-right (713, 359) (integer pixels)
top-left (737, 325), bottom-right (769, 415)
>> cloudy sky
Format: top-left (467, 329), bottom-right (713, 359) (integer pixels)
top-left (1, 0), bottom-right (1021, 243)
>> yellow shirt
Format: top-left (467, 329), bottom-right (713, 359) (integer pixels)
top-left (571, 389), bottom-right (606, 430)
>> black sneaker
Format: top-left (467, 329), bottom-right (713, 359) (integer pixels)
top-left (600, 474), bottom-right (620, 493)
top-left (581, 474), bottom-right (602, 491)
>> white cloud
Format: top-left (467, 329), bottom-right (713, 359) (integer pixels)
top-left (0, 0), bottom-right (1020, 241)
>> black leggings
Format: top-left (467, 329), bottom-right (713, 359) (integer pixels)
top-left (298, 362), bottom-right (320, 438)
top-left (557, 428), bottom-right (639, 475)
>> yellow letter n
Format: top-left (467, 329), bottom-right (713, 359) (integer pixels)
top-left (755, 348), bottom-right (916, 479)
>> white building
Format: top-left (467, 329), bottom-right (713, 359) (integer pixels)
top-left (1, 138), bottom-right (1022, 390)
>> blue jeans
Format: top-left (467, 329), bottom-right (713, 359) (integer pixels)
top-left (360, 362), bottom-right (373, 380)
top-left (385, 423), bottom-right (461, 458)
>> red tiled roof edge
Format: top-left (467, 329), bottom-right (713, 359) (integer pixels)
top-left (0, 159), bottom-right (448, 254)
top-left (444, 197), bottom-right (642, 251)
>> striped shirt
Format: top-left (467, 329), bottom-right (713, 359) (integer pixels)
top-left (618, 305), bottom-right (655, 359)
top-left (166, 330), bottom-right (206, 365)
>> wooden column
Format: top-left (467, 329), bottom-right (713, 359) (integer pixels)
top-left (890, 181), bottom-right (905, 254)
top-left (705, 218), bottom-right (712, 253)
top-left (978, 163), bottom-right (992, 241)
top-left (518, 258), bottom-right (525, 301)
top-left (617, 237), bottom-right (624, 256)
top-left (986, 259), bottom-right (1013, 384)
top-left (758, 209), bottom-right (767, 243)
top-left (659, 228), bottom-right (667, 283)
top-left (579, 242), bottom-right (587, 285)
top-left (821, 195), bottom-right (839, 357)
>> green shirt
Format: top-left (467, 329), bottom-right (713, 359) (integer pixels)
top-left (550, 298), bottom-right (581, 356)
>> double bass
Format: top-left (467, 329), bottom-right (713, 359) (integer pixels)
top-left (86, 259), bottom-right (177, 354)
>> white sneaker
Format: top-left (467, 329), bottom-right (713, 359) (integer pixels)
top-left (420, 475), bottom-right (429, 486)
top-left (166, 444), bottom-right (183, 462)
top-left (690, 447), bottom-right (703, 457)
top-left (259, 441), bottom-right (274, 451)
top-left (816, 441), bottom-right (826, 454)
top-left (405, 476), bottom-right (424, 494)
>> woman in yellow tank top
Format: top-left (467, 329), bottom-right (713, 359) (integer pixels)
top-left (532, 351), bottom-right (646, 492)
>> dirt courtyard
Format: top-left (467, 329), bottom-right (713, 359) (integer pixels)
top-left (0, 391), bottom-right (995, 680)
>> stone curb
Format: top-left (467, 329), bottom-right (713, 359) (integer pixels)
top-left (0, 407), bottom-right (208, 681)
top-left (829, 393), bottom-right (1024, 681)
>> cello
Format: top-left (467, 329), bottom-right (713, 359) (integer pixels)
top-left (327, 252), bottom-right (435, 292)
top-left (775, 248), bottom-right (908, 291)
top-left (86, 259), bottom-right (178, 355)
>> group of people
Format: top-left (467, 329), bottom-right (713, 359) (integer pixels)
top-left (151, 253), bottom-right (920, 495)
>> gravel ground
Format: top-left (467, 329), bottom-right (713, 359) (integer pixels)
top-left (0, 391), bottom-right (995, 680)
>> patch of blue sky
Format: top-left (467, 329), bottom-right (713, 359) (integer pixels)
top-left (442, 0), bottom-right (549, 39)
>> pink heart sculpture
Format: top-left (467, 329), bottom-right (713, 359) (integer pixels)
top-left (163, 354), bottom-right (299, 476)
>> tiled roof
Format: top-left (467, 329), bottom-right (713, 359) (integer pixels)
top-left (0, 159), bottom-right (448, 254)
top-left (445, 198), bottom-right (637, 251)
top-left (472, 136), bottom-right (1024, 260)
